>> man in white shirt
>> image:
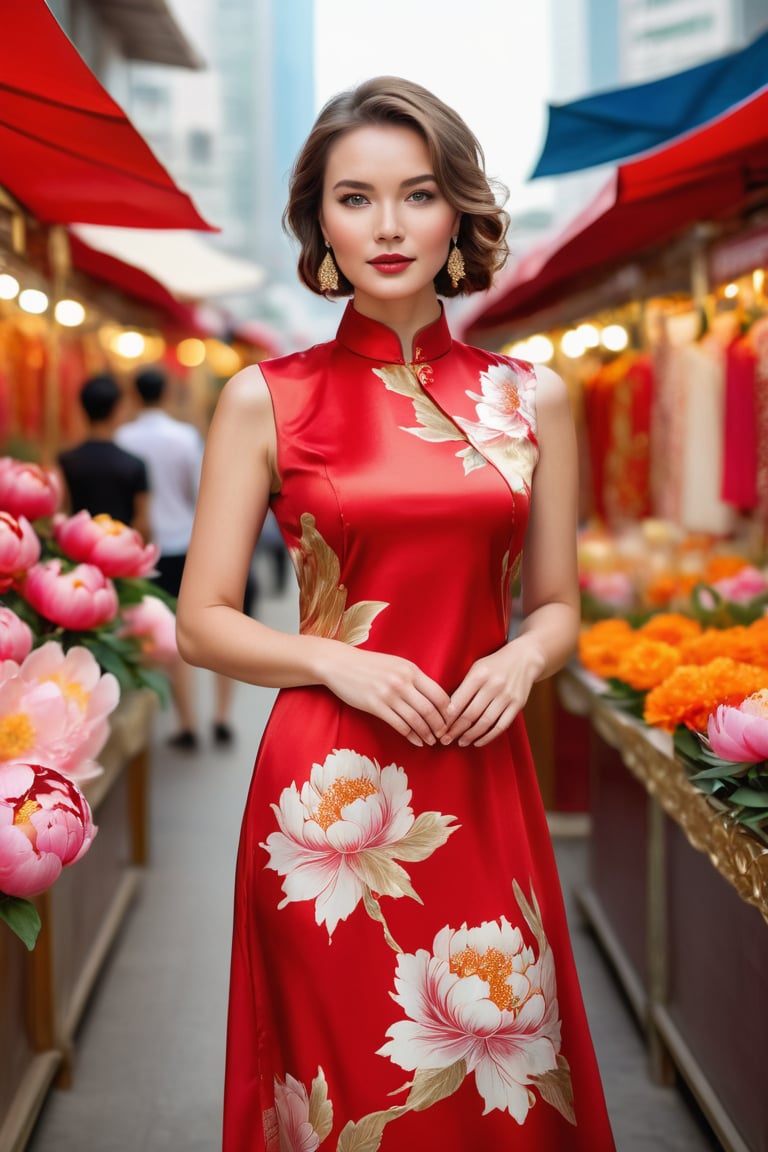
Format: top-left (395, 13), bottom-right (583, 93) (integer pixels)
top-left (117, 368), bottom-right (234, 751)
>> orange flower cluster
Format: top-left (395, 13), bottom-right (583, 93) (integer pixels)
top-left (579, 613), bottom-right (768, 732)
top-left (644, 658), bottom-right (766, 733)
top-left (578, 619), bottom-right (633, 679)
top-left (643, 554), bottom-right (752, 610)
top-left (679, 618), bottom-right (768, 670)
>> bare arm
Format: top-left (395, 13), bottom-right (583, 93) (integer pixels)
top-left (442, 363), bottom-right (580, 747)
top-left (176, 366), bottom-right (450, 746)
top-left (131, 490), bottom-right (151, 542)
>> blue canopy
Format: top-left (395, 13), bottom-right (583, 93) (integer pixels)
top-left (531, 26), bottom-right (768, 179)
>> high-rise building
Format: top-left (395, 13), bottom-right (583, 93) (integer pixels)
top-left (620, 0), bottom-right (766, 81)
top-left (125, 0), bottom-right (317, 339)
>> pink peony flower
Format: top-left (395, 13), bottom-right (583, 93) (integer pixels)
top-left (0, 512), bottom-right (40, 591)
top-left (262, 748), bottom-right (457, 939)
top-left (0, 607), bottom-right (33, 663)
top-left (707, 690), bottom-right (768, 763)
top-left (583, 571), bottom-right (635, 609)
top-left (119, 595), bottom-right (177, 664)
top-left (54, 510), bottom-right (159, 578)
top-left (461, 362), bottom-right (538, 444)
top-left (22, 559), bottom-right (118, 630)
top-left (711, 565), bottom-right (768, 605)
top-left (0, 657), bottom-right (110, 785)
top-left (379, 892), bottom-right (566, 1124)
top-left (0, 457), bottom-right (61, 521)
top-left (18, 642), bottom-right (119, 780)
top-left (0, 762), bottom-right (96, 898)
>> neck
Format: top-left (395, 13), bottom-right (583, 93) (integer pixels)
top-left (87, 420), bottom-right (114, 440)
top-left (351, 288), bottom-right (442, 362)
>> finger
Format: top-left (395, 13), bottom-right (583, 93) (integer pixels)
top-left (379, 704), bottom-right (425, 746)
top-left (461, 703), bottom-right (518, 747)
top-left (414, 673), bottom-right (452, 724)
top-left (441, 686), bottom-right (489, 743)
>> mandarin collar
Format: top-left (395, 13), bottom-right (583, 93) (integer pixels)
top-left (335, 301), bottom-right (453, 365)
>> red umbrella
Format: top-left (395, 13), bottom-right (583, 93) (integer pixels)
top-left (468, 88), bottom-right (768, 336)
top-left (0, 0), bottom-right (213, 229)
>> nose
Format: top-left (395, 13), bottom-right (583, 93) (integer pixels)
top-left (374, 200), bottom-right (404, 243)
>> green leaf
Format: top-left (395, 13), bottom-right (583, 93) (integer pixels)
top-left (0, 895), bottom-right (41, 950)
top-left (727, 787), bottom-right (768, 808)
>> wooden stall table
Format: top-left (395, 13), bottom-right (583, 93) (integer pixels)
top-left (0, 689), bottom-right (156, 1152)
top-left (557, 663), bottom-right (768, 1152)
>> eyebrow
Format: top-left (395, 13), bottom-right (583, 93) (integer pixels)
top-left (331, 174), bottom-right (438, 191)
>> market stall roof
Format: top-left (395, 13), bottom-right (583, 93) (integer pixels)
top-left (0, 0), bottom-right (213, 229)
top-left (96, 0), bottom-right (205, 69)
top-left (68, 232), bottom-right (203, 331)
top-left (466, 86), bottom-right (768, 339)
top-left (531, 26), bottom-right (768, 178)
top-left (72, 225), bottom-right (265, 300)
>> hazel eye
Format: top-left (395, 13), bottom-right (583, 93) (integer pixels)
top-left (408, 190), bottom-right (435, 203)
top-left (340, 193), bottom-right (368, 207)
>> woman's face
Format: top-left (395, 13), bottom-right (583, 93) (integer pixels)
top-left (319, 124), bottom-right (459, 310)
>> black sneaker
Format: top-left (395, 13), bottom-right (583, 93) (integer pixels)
top-left (213, 722), bottom-right (234, 746)
top-left (167, 729), bottom-right (198, 751)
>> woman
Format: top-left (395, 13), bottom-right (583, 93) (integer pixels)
top-left (177, 77), bottom-right (615, 1152)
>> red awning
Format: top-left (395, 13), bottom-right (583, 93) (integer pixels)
top-left (0, 0), bottom-right (213, 230)
top-left (69, 234), bottom-right (204, 332)
top-left (467, 88), bottom-right (768, 337)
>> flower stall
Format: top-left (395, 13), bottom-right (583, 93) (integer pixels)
top-left (0, 456), bottom-right (175, 1152)
top-left (557, 580), bottom-right (768, 1152)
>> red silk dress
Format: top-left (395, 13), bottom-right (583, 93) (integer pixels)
top-left (223, 304), bottom-right (615, 1151)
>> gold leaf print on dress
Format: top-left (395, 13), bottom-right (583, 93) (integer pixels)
top-left (375, 362), bottom-right (538, 491)
top-left (290, 512), bottom-right (387, 644)
top-left (374, 364), bottom-right (486, 475)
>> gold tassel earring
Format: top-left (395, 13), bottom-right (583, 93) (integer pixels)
top-left (446, 238), bottom-right (465, 289)
top-left (318, 243), bottom-right (339, 292)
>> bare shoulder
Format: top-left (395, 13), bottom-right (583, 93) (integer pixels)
top-left (532, 362), bottom-right (569, 410)
top-left (216, 363), bottom-right (273, 420)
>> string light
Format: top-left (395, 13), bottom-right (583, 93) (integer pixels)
top-left (525, 334), bottom-right (554, 363)
top-left (111, 330), bottom-right (145, 358)
top-left (54, 299), bottom-right (86, 327)
top-left (601, 324), bottom-right (629, 352)
top-left (561, 329), bottom-right (586, 359)
top-left (754, 269), bottom-right (765, 294)
top-left (576, 322), bottom-right (600, 348)
top-left (176, 338), bottom-right (206, 367)
top-left (0, 274), bottom-right (20, 300)
top-left (18, 288), bottom-right (49, 314)
top-left (723, 282), bottom-right (739, 299)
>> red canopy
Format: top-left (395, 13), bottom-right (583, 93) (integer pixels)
top-left (467, 87), bottom-right (768, 337)
top-left (69, 234), bottom-right (204, 332)
top-left (0, 0), bottom-right (213, 229)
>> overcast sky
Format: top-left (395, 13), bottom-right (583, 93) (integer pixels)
top-left (313, 0), bottom-right (555, 217)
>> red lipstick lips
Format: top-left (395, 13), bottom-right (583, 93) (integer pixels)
top-left (369, 254), bottom-right (414, 273)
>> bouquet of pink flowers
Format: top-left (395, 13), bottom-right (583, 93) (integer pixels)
top-left (0, 456), bottom-right (176, 701)
top-left (0, 454), bottom-right (179, 947)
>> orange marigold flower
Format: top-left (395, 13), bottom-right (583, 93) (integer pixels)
top-left (644, 657), bottom-right (767, 732)
top-left (578, 620), bottom-right (634, 678)
top-left (615, 638), bottom-right (680, 690)
top-left (679, 628), bottom-right (748, 666)
top-left (703, 555), bottom-right (751, 582)
top-left (638, 613), bottom-right (702, 645)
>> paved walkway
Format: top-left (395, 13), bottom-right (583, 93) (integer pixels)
top-left (26, 578), bottom-right (720, 1152)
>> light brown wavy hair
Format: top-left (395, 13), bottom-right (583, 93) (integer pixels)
top-left (283, 76), bottom-right (510, 298)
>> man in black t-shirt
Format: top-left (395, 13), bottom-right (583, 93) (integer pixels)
top-left (58, 374), bottom-right (149, 535)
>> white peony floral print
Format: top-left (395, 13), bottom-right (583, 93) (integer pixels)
top-left (262, 748), bottom-right (459, 947)
top-left (377, 881), bottom-right (575, 1127)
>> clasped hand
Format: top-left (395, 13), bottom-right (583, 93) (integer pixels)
top-left (323, 642), bottom-right (539, 749)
